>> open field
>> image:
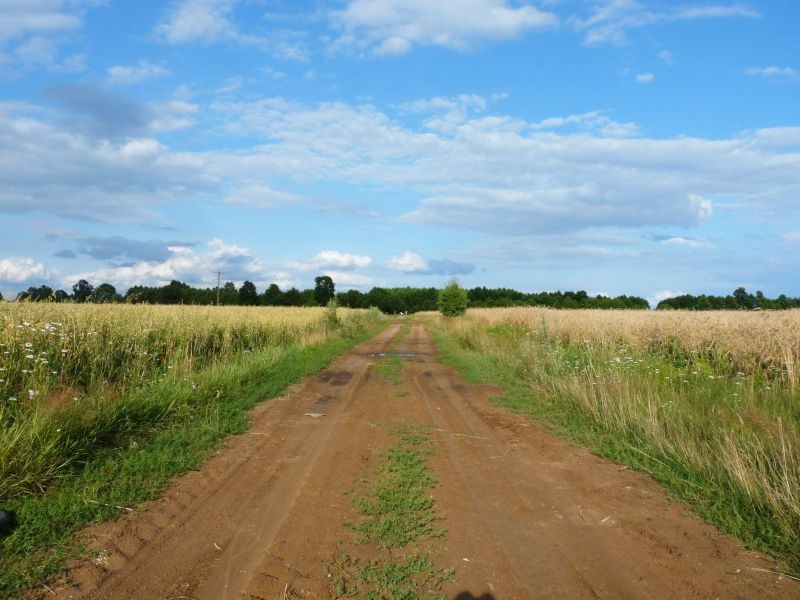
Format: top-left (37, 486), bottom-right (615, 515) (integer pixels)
top-left (2, 308), bottom-right (799, 598)
top-left (13, 323), bottom-right (796, 599)
top-left (430, 308), bottom-right (800, 573)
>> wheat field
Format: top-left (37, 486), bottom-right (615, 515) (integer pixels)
top-left (0, 303), bottom-right (379, 500)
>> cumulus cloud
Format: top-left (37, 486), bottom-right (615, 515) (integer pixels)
top-left (155, 0), bottom-right (239, 44)
top-left (64, 238), bottom-right (268, 289)
top-left (0, 256), bottom-right (55, 283)
top-left (0, 102), bottom-right (215, 221)
top-left (107, 61), bottom-right (170, 85)
top-left (323, 271), bottom-right (372, 288)
top-left (154, 0), bottom-right (311, 60)
top-left (386, 250), bottom-right (474, 275)
top-left (4, 94), bottom-right (800, 240)
top-left (571, 1), bottom-right (759, 46)
top-left (388, 250), bottom-right (428, 272)
top-left (635, 72), bottom-right (655, 83)
top-left (288, 250), bottom-right (373, 271)
top-left (331, 0), bottom-right (558, 55)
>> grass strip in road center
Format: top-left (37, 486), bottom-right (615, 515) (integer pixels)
top-left (331, 423), bottom-right (453, 599)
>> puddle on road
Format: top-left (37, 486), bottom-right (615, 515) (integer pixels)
top-left (368, 352), bottom-right (423, 358)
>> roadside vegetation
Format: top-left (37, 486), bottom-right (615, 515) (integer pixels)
top-left (431, 307), bottom-right (800, 574)
top-left (0, 302), bottom-right (382, 597)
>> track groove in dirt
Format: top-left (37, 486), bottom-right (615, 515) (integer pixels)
top-left (48, 323), bottom-right (797, 599)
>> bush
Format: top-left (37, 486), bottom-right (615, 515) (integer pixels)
top-left (438, 279), bottom-right (468, 317)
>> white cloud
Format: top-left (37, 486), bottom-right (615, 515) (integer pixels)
top-left (531, 110), bottom-right (640, 137)
top-left (331, 0), bottom-right (558, 55)
top-left (659, 236), bottom-right (712, 248)
top-left (323, 270), bottom-right (372, 288)
top-left (0, 102), bottom-right (214, 220)
top-left (648, 289), bottom-right (684, 307)
top-left (572, 1), bottom-right (760, 46)
top-left (224, 184), bottom-right (301, 208)
top-left (154, 0), bottom-right (311, 60)
top-left (155, 0), bottom-right (239, 44)
top-left (0, 0), bottom-right (101, 69)
top-left (315, 251), bottom-right (372, 269)
top-left (107, 61), bottom-right (170, 85)
top-left (287, 251), bottom-right (373, 272)
top-left (65, 238), bottom-right (268, 289)
top-left (387, 250), bottom-right (428, 272)
top-left (782, 231), bottom-right (800, 243)
top-left (0, 0), bottom-right (100, 44)
top-left (4, 94), bottom-right (800, 241)
top-left (635, 72), bottom-right (655, 83)
top-left (745, 66), bottom-right (798, 79)
top-left (0, 256), bottom-right (54, 283)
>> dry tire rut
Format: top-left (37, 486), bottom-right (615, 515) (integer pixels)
top-left (50, 324), bottom-right (797, 599)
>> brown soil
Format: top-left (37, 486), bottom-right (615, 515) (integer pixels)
top-left (45, 324), bottom-right (798, 599)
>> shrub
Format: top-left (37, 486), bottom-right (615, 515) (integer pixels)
top-left (438, 279), bottom-right (468, 317)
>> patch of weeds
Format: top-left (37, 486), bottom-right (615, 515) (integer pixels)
top-left (356, 554), bottom-right (453, 600)
top-left (349, 424), bottom-right (442, 549)
top-left (395, 391), bottom-right (410, 398)
top-left (332, 423), bottom-right (452, 599)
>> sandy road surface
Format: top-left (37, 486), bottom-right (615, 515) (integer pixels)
top-left (49, 324), bottom-right (797, 599)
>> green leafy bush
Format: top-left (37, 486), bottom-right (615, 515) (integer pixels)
top-left (437, 279), bottom-right (468, 317)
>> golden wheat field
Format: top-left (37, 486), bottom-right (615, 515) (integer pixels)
top-left (467, 307), bottom-right (800, 384)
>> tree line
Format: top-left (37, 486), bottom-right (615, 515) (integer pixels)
top-left (7, 279), bottom-right (797, 312)
top-left (8, 278), bottom-right (649, 311)
top-left (656, 287), bottom-right (800, 310)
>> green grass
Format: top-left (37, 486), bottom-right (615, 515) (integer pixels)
top-left (432, 320), bottom-right (800, 576)
top-left (348, 424), bottom-right (443, 549)
top-left (0, 321), bottom-right (385, 599)
top-left (333, 423), bottom-right (452, 599)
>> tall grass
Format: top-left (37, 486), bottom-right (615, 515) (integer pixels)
top-left (434, 308), bottom-right (800, 571)
top-left (0, 303), bottom-right (380, 501)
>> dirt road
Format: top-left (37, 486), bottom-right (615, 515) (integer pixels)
top-left (52, 324), bottom-right (797, 599)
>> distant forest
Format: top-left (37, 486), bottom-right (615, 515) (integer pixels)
top-left (5, 279), bottom-right (798, 313)
top-left (655, 287), bottom-right (800, 311)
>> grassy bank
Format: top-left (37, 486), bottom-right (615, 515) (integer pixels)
top-left (430, 309), bottom-right (800, 574)
top-left (0, 305), bottom-right (383, 597)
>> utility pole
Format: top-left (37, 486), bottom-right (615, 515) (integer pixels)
top-left (216, 271), bottom-right (221, 306)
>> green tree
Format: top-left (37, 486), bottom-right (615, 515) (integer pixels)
top-left (72, 279), bottom-right (94, 303)
top-left (93, 283), bottom-right (119, 303)
top-left (219, 281), bottom-right (239, 305)
top-left (262, 283), bottom-right (284, 306)
top-left (313, 275), bottom-right (335, 306)
top-left (438, 278), bottom-right (469, 317)
top-left (239, 280), bottom-right (259, 305)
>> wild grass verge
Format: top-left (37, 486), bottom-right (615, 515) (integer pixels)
top-left (0, 311), bottom-right (383, 598)
top-left (430, 310), bottom-right (800, 575)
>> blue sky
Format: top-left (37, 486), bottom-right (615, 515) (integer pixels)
top-left (1, 0), bottom-right (799, 305)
